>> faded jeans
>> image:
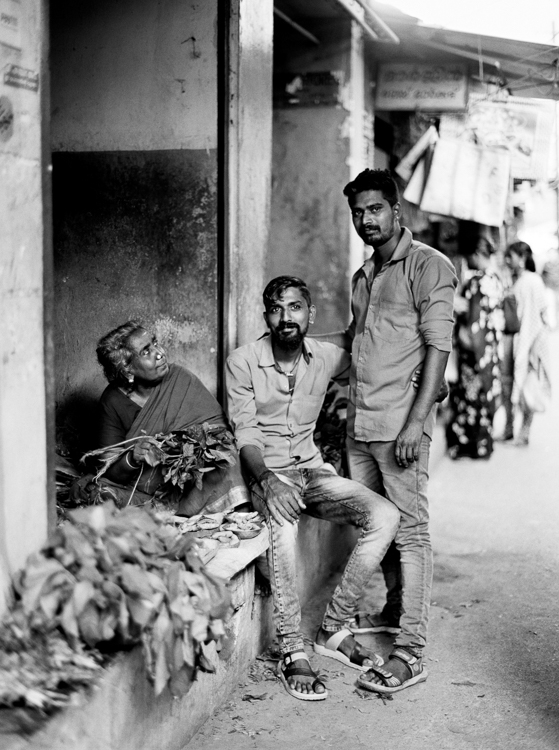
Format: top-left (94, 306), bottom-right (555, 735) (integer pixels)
top-left (346, 435), bottom-right (432, 657)
top-left (250, 465), bottom-right (399, 656)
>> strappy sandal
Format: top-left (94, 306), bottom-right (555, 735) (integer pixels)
top-left (313, 628), bottom-right (383, 671)
top-left (346, 611), bottom-right (401, 634)
top-left (357, 647), bottom-right (428, 694)
top-left (277, 651), bottom-right (328, 701)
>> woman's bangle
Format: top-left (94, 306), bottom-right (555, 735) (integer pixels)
top-left (125, 451), bottom-right (141, 470)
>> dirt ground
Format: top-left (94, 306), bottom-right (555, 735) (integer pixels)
top-left (186, 333), bottom-right (559, 750)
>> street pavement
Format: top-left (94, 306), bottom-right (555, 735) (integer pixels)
top-left (188, 331), bottom-right (559, 750)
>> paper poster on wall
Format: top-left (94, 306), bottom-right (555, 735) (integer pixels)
top-left (0, 0), bottom-right (22, 50)
top-left (419, 139), bottom-right (511, 227)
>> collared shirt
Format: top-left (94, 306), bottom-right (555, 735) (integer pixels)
top-left (226, 335), bottom-right (350, 471)
top-left (346, 227), bottom-right (457, 442)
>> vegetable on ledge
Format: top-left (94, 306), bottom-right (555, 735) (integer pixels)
top-left (0, 501), bottom-right (232, 717)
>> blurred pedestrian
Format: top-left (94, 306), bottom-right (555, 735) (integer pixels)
top-left (446, 237), bottom-right (504, 459)
top-left (502, 241), bottom-right (551, 446)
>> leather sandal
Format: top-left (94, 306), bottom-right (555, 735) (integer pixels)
top-left (357, 647), bottom-right (428, 694)
top-left (277, 651), bottom-right (328, 701)
top-left (313, 628), bottom-right (383, 671)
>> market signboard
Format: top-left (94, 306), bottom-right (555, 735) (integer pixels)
top-left (375, 63), bottom-right (468, 111)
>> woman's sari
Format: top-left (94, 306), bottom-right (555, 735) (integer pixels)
top-left (512, 271), bottom-right (551, 407)
top-left (77, 365), bottom-right (249, 515)
top-left (446, 270), bottom-right (504, 459)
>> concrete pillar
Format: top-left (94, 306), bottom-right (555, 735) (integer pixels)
top-left (0, 0), bottom-right (51, 613)
top-left (225, 0), bottom-right (274, 350)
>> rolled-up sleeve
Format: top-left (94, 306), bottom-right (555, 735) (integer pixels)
top-left (225, 353), bottom-right (266, 454)
top-left (413, 254), bottom-right (457, 352)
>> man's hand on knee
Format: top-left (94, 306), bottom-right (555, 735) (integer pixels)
top-left (259, 472), bottom-right (306, 526)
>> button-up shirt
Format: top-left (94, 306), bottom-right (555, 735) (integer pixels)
top-left (226, 335), bottom-right (350, 471)
top-left (346, 227), bottom-right (457, 442)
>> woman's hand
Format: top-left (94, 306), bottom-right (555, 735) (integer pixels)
top-left (131, 438), bottom-right (163, 467)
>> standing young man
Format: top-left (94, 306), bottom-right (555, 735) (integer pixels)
top-left (330, 169), bottom-right (457, 694)
top-left (225, 276), bottom-right (399, 702)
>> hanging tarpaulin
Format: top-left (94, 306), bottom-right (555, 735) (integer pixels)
top-left (439, 96), bottom-right (555, 181)
top-left (417, 139), bottom-right (511, 227)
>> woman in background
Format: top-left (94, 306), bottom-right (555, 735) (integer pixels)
top-left (446, 238), bottom-right (504, 459)
top-left (502, 242), bottom-right (551, 446)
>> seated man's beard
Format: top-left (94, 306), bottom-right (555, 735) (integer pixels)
top-left (274, 323), bottom-right (306, 351)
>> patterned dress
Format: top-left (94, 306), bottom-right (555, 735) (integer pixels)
top-left (446, 269), bottom-right (504, 459)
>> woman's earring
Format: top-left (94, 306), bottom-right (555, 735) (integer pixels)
top-left (127, 374), bottom-right (134, 384)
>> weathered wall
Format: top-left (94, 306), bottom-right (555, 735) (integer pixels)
top-left (269, 18), bottom-right (365, 334)
top-left (0, 0), bottom-right (50, 612)
top-left (270, 106), bottom-right (350, 333)
top-left (50, 0), bottom-right (216, 153)
top-left (50, 0), bottom-right (220, 453)
top-left (52, 149), bottom-right (218, 453)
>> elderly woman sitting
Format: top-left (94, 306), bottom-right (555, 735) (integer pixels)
top-left (80, 320), bottom-right (248, 515)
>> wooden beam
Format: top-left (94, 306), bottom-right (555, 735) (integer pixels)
top-left (273, 7), bottom-right (320, 45)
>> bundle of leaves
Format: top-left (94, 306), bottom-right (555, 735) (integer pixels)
top-left (158, 423), bottom-right (236, 492)
top-left (0, 501), bottom-right (231, 714)
top-left (83, 422), bottom-right (236, 494)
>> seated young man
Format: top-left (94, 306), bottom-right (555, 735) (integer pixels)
top-left (225, 276), bottom-right (399, 701)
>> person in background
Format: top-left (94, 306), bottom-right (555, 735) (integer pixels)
top-left (502, 242), bottom-right (551, 446)
top-left (446, 237), bottom-right (504, 459)
top-left (542, 248), bottom-right (559, 331)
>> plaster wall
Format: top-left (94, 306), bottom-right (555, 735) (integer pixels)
top-left (270, 106), bottom-right (351, 333)
top-left (49, 0), bottom-right (221, 453)
top-left (269, 19), bottom-right (361, 334)
top-left (0, 0), bottom-right (49, 611)
top-left (50, 0), bottom-right (217, 153)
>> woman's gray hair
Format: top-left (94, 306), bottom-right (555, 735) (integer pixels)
top-left (96, 320), bottom-right (145, 383)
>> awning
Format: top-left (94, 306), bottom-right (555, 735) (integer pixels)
top-left (373, 22), bottom-right (559, 101)
top-left (274, 0), bottom-right (401, 44)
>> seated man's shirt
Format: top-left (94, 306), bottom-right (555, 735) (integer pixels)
top-left (226, 335), bottom-right (349, 471)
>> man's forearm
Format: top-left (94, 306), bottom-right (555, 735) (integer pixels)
top-left (406, 346), bottom-right (449, 425)
top-left (240, 445), bottom-right (274, 484)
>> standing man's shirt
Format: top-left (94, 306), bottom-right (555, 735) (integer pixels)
top-left (347, 227), bottom-right (457, 442)
top-left (226, 335), bottom-right (350, 471)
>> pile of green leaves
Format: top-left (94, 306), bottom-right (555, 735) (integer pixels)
top-left (0, 501), bottom-right (231, 713)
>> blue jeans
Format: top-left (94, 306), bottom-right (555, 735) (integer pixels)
top-left (250, 465), bottom-right (399, 656)
top-left (346, 436), bottom-right (432, 657)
